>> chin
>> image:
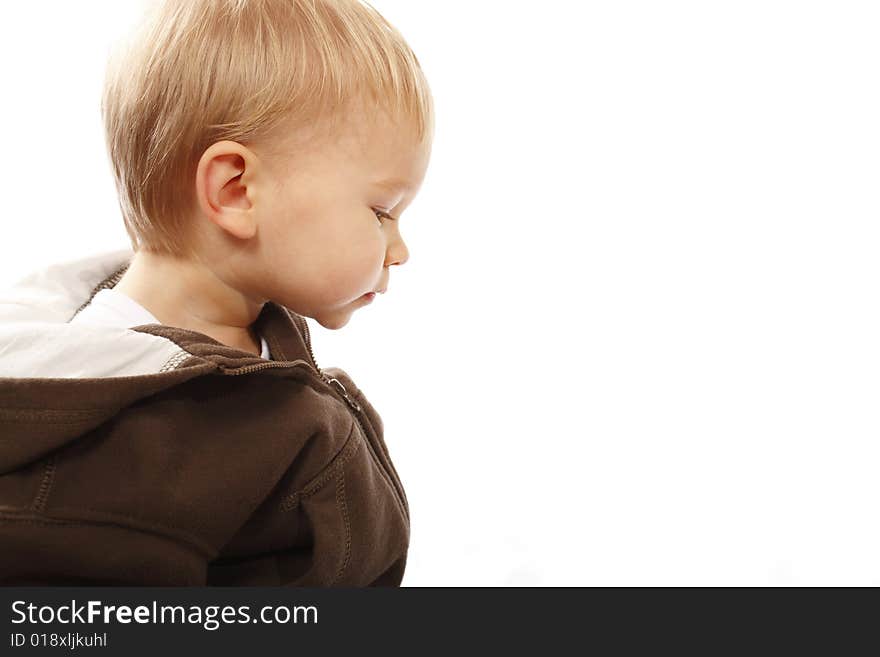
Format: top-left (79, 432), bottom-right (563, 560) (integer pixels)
top-left (315, 312), bottom-right (352, 331)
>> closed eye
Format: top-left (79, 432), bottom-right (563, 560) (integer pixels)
top-left (374, 209), bottom-right (398, 223)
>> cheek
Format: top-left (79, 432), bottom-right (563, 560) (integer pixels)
top-left (261, 206), bottom-right (385, 304)
top-left (324, 219), bottom-right (386, 269)
top-left (322, 246), bottom-right (383, 296)
top-left (306, 227), bottom-right (385, 301)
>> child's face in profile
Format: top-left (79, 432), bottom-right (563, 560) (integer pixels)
top-left (248, 111), bottom-right (431, 330)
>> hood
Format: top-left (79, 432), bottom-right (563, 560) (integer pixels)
top-left (0, 248), bottom-right (192, 379)
top-left (0, 247), bottom-right (318, 474)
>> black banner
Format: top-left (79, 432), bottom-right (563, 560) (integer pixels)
top-left (0, 587), bottom-right (872, 654)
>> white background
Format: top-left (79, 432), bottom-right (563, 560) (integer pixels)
top-left (1, 1), bottom-right (879, 585)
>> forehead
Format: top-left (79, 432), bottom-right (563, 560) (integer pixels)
top-left (334, 111), bottom-right (431, 192)
top-left (264, 107), bottom-right (431, 192)
top-left (343, 110), bottom-right (427, 159)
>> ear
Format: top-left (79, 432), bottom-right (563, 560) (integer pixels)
top-left (195, 140), bottom-right (260, 240)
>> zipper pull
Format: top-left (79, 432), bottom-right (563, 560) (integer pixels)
top-left (327, 377), bottom-right (362, 412)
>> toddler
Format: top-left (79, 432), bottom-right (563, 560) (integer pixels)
top-left (0, 0), bottom-right (432, 586)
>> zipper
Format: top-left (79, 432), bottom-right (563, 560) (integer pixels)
top-left (335, 385), bottom-right (408, 522)
top-left (298, 316), bottom-right (360, 410)
top-left (298, 312), bottom-right (322, 378)
top-left (216, 359), bottom-right (315, 377)
top-left (296, 313), bottom-right (408, 522)
top-left (220, 313), bottom-right (409, 522)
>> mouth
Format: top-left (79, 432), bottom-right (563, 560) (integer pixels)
top-left (361, 287), bottom-right (387, 303)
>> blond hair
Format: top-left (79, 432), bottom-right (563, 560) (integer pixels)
top-left (102, 0), bottom-right (434, 259)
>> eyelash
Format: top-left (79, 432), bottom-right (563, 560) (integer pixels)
top-left (374, 209), bottom-right (397, 224)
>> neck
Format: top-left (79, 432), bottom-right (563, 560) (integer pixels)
top-left (113, 249), bottom-right (265, 356)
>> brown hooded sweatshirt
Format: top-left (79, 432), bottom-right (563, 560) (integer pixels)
top-left (0, 249), bottom-right (410, 586)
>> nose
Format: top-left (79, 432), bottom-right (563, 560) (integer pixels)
top-left (385, 233), bottom-right (409, 268)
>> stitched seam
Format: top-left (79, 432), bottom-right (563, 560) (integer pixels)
top-left (329, 466), bottom-right (351, 585)
top-left (0, 408), bottom-right (105, 414)
top-left (65, 263), bottom-right (192, 373)
top-left (0, 512), bottom-right (211, 558)
top-left (280, 426), bottom-right (360, 511)
top-left (349, 409), bottom-right (409, 523)
top-left (280, 423), bottom-right (360, 512)
top-left (69, 265), bottom-right (129, 321)
top-left (31, 457), bottom-right (56, 512)
top-left (351, 388), bottom-right (407, 516)
top-left (0, 418), bottom-right (105, 425)
top-left (41, 507), bottom-right (215, 556)
top-left (0, 409), bottom-right (106, 422)
top-left (320, 371), bottom-right (408, 521)
top-left (159, 350), bottom-right (190, 372)
top-left (264, 331), bottom-right (287, 362)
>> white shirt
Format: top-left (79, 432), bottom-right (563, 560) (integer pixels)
top-left (71, 288), bottom-right (271, 360)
